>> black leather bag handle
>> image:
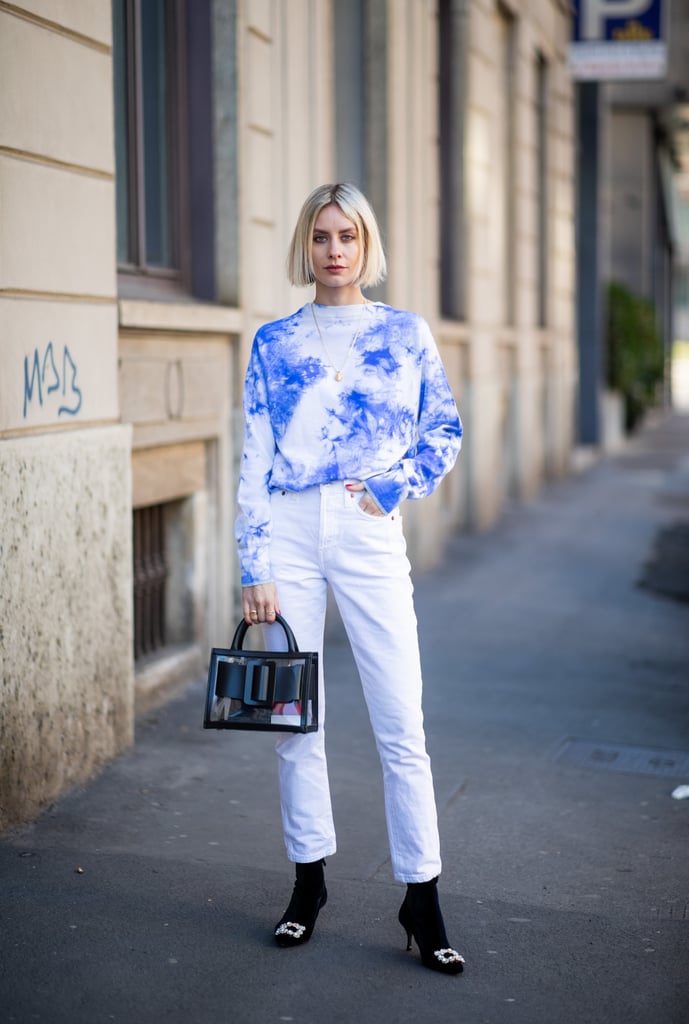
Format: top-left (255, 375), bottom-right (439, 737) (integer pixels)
top-left (229, 613), bottom-right (300, 653)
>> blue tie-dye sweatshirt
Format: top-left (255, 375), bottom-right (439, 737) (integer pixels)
top-left (235, 301), bottom-right (462, 586)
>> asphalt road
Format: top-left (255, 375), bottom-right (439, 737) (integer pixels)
top-left (2, 413), bottom-right (688, 1024)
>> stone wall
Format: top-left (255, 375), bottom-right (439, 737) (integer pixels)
top-left (0, 427), bottom-right (133, 829)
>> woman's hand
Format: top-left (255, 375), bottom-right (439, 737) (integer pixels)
top-left (345, 481), bottom-right (385, 516)
top-left (242, 583), bottom-right (280, 626)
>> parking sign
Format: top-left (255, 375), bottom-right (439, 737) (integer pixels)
top-left (569, 0), bottom-right (667, 79)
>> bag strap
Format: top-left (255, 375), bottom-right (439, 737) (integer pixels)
top-left (229, 612), bottom-right (300, 653)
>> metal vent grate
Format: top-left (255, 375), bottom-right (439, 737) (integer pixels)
top-left (652, 902), bottom-right (689, 921)
top-left (554, 738), bottom-right (689, 779)
top-left (133, 504), bottom-right (168, 660)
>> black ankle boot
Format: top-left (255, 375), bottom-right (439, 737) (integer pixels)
top-left (398, 877), bottom-right (465, 974)
top-left (274, 859), bottom-right (328, 947)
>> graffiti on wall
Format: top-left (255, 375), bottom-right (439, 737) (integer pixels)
top-left (23, 342), bottom-right (83, 419)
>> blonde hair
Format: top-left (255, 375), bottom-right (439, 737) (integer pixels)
top-left (287, 183), bottom-right (387, 289)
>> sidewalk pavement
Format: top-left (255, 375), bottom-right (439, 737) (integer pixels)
top-left (2, 413), bottom-right (689, 1024)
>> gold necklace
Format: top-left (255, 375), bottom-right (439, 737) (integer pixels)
top-left (310, 301), bottom-right (367, 382)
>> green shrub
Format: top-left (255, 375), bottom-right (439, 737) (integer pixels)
top-left (606, 281), bottom-right (665, 430)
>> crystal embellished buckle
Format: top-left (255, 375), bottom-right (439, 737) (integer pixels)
top-left (275, 921), bottom-right (306, 939)
top-left (434, 948), bottom-right (465, 965)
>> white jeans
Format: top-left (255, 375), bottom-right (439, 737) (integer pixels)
top-left (265, 481), bottom-right (442, 884)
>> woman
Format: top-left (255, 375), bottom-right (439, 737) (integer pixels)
top-left (235, 183), bottom-right (464, 974)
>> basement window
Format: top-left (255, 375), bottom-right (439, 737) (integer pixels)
top-left (133, 504), bottom-right (168, 660)
top-left (132, 497), bottom-right (197, 664)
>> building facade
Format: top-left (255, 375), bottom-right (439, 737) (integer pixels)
top-left (0, 0), bottom-right (576, 829)
top-left (603, 0), bottom-right (689, 350)
top-left (573, 0), bottom-right (689, 445)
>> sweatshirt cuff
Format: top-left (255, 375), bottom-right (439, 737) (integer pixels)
top-left (364, 470), bottom-right (407, 514)
top-left (241, 576), bottom-right (275, 588)
top-left (239, 548), bottom-right (273, 587)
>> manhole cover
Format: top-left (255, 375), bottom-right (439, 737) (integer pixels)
top-left (652, 901), bottom-right (689, 921)
top-left (554, 738), bottom-right (689, 779)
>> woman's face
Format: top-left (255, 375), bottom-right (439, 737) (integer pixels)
top-left (311, 204), bottom-right (363, 303)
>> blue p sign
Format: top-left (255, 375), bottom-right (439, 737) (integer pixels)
top-left (575, 0), bottom-right (663, 42)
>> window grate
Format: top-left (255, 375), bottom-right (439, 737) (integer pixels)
top-left (133, 504), bottom-right (168, 660)
top-left (554, 738), bottom-right (689, 779)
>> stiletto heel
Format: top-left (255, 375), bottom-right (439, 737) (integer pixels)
top-left (399, 903), bottom-right (413, 951)
top-left (274, 858), bottom-right (327, 947)
top-left (398, 877), bottom-right (465, 974)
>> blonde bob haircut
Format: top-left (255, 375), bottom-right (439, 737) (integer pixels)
top-left (287, 183), bottom-right (387, 289)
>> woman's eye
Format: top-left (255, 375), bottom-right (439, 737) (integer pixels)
top-left (342, 234), bottom-right (354, 242)
top-left (314, 235), bottom-right (327, 243)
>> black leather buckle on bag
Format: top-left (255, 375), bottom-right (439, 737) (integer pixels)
top-left (243, 659), bottom-right (276, 706)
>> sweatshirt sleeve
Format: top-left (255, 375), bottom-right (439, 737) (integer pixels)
top-left (234, 339), bottom-right (277, 586)
top-left (363, 320), bottom-right (462, 514)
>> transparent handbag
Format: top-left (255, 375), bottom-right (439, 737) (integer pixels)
top-left (203, 614), bottom-right (318, 733)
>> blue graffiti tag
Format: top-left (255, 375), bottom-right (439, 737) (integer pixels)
top-left (23, 342), bottom-right (83, 418)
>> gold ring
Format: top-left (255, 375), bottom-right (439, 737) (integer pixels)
top-left (250, 609), bottom-right (258, 615)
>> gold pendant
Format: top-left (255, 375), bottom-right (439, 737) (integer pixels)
top-left (335, 371), bottom-right (343, 382)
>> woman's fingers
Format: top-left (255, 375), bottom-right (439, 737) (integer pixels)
top-left (359, 497), bottom-right (384, 516)
top-left (242, 583), bottom-right (279, 625)
top-left (346, 480), bottom-right (384, 516)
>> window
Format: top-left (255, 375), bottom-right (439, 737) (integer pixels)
top-left (333, 0), bottom-right (365, 187)
top-left (536, 53), bottom-right (549, 328)
top-left (500, 6), bottom-right (517, 325)
top-left (333, 0), bottom-right (388, 301)
top-left (112, 0), bottom-right (218, 299)
top-left (438, 0), bottom-right (468, 320)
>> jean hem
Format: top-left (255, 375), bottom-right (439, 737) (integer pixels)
top-left (393, 867), bottom-right (442, 884)
top-left (285, 844), bottom-right (337, 864)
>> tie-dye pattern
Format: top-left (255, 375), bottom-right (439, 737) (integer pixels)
top-left (235, 302), bottom-right (462, 585)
